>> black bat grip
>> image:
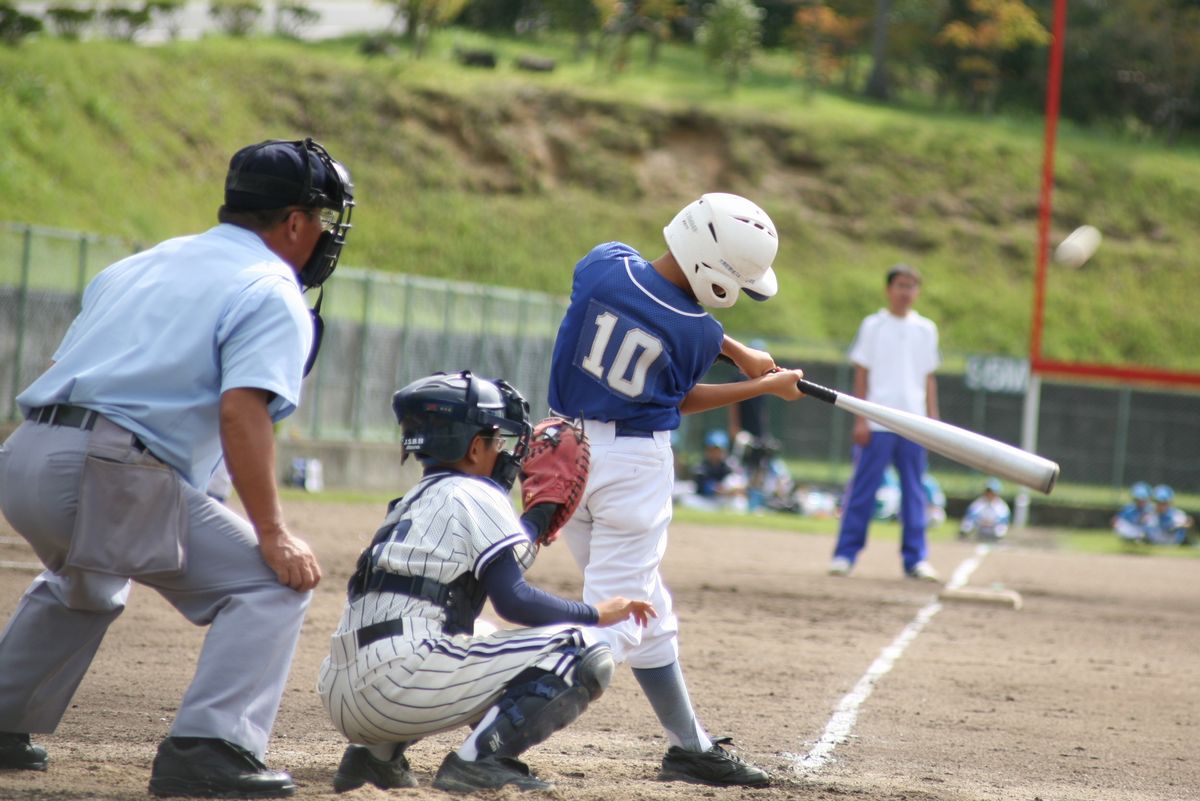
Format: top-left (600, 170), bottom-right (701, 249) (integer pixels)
top-left (796, 378), bottom-right (839, 405)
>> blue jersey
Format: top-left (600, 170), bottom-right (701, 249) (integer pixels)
top-left (548, 242), bottom-right (724, 432)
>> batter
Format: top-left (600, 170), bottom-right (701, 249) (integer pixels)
top-left (548, 193), bottom-right (805, 786)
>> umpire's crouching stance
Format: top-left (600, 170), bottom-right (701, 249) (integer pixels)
top-left (0, 138), bottom-right (354, 797)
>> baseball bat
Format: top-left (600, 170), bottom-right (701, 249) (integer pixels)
top-left (796, 378), bottom-right (1060, 494)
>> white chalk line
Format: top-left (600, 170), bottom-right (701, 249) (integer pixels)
top-left (0, 560), bottom-right (43, 572)
top-left (789, 544), bottom-right (992, 774)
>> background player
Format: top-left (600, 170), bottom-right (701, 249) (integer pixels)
top-left (318, 371), bottom-right (654, 794)
top-left (829, 263), bottom-right (942, 581)
top-left (958, 478), bottom-right (1011, 541)
top-left (547, 193), bottom-right (804, 786)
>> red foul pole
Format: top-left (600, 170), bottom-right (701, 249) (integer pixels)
top-left (1030, 0), bottom-right (1067, 367)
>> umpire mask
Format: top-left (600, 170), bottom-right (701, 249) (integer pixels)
top-left (225, 137), bottom-right (355, 376)
top-left (225, 137), bottom-right (355, 288)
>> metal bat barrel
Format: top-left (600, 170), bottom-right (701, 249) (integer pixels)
top-left (797, 379), bottom-right (1060, 494)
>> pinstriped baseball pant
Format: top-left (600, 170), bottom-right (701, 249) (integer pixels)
top-left (317, 623), bottom-right (591, 745)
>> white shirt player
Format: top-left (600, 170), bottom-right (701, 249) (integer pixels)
top-left (848, 308), bottom-right (941, 431)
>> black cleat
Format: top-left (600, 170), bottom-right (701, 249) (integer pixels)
top-left (658, 737), bottom-right (771, 787)
top-left (432, 752), bottom-right (552, 793)
top-left (332, 744), bottom-right (417, 793)
top-left (0, 733), bottom-right (47, 771)
top-left (148, 737), bottom-right (295, 798)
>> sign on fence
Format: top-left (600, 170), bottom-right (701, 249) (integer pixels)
top-left (965, 355), bottom-right (1029, 394)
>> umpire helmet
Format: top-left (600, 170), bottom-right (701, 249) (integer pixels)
top-left (663, 193), bottom-right (779, 309)
top-left (392, 371), bottom-right (532, 490)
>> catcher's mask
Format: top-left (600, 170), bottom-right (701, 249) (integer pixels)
top-left (392, 371), bottom-right (532, 490)
top-left (225, 138), bottom-right (355, 375)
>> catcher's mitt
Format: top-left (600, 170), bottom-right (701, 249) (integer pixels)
top-left (520, 417), bottom-right (590, 545)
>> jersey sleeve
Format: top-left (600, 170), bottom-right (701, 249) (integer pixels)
top-left (926, 321), bottom-right (942, 374)
top-left (847, 316), bottom-right (875, 369)
top-left (481, 550), bottom-right (599, 627)
top-left (217, 275), bottom-right (313, 421)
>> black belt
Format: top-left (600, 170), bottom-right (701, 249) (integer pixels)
top-left (355, 618), bottom-right (405, 649)
top-left (28, 404), bottom-right (147, 452)
top-left (615, 423), bottom-right (656, 438)
top-left (28, 404), bottom-right (99, 430)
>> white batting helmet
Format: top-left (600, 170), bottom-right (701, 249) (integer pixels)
top-left (663, 193), bottom-right (779, 309)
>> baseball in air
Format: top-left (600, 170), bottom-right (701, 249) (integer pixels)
top-left (1054, 225), bottom-right (1102, 268)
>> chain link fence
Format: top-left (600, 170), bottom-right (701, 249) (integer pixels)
top-left (2, 222), bottom-right (1196, 492)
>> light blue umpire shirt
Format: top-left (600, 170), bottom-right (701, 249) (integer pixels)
top-left (17, 224), bottom-right (314, 490)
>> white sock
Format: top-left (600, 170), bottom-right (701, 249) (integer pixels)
top-left (456, 706), bottom-right (501, 761)
top-left (366, 742), bottom-right (399, 761)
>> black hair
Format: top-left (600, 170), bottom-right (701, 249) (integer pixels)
top-left (886, 263), bottom-right (922, 286)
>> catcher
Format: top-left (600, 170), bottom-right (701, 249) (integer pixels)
top-left (317, 370), bottom-right (654, 794)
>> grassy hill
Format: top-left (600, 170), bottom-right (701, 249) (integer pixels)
top-left (2, 32), bottom-right (1199, 370)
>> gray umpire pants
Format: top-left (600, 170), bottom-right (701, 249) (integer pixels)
top-left (0, 417), bottom-right (311, 759)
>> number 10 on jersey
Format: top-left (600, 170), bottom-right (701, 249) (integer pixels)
top-left (576, 302), bottom-right (665, 400)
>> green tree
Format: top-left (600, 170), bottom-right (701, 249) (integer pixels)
top-left (696, 0), bottom-right (764, 90)
top-left (597, 0), bottom-right (678, 73)
top-left (936, 0), bottom-right (1049, 113)
top-left (275, 1), bottom-right (319, 39)
top-left (208, 0), bottom-right (262, 37)
top-left (791, 1), bottom-right (870, 93)
top-left (542, 0), bottom-right (607, 58)
top-left (384, 0), bottom-right (468, 57)
top-left (0, 2), bottom-right (42, 45)
top-left (46, 5), bottom-right (96, 40)
top-left (102, 5), bottom-right (153, 41)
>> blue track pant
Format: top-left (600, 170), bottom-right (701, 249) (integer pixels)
top-left (834, 431), bottom-right (928, 572)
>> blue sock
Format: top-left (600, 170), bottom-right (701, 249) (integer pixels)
top-left (632, 661), bottom-right (712, 751)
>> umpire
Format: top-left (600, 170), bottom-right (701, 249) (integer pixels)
top-left (0, 138), bottom-right (354, 797)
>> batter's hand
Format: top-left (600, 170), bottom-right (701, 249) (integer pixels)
top-left (595, 598), bottom-right (657, 628)
top-left (852, 417), bottom-right (871, 447)
top-left (762, 367), bottom-right (806, 401)
top-left (259, 528), bottom-right (322, 592)
top-left (734, 344), bottom-right (777, 378)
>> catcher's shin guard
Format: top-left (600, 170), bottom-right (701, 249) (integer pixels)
top-left (476, 644), bottom-right (614, 760)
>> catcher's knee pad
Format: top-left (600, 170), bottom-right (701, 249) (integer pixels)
top-left (573, 643), bottom-right (614, 701)
top-left (476, 672), bottom-right (592, 760)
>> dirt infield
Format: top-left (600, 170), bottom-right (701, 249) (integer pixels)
top-left (1, 499), bottom-right (1197, 801)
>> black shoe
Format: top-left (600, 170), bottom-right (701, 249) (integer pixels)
top-left (0, 733), bottom-right (48, 771)
top-left (332, 744), bottom-right (417, 793)
top-left (148, 737), bottom-right (295, 798)
top-left (658, 737), bottom-right (771, 787)
top-left (432, 752), bottom-right (552, 792)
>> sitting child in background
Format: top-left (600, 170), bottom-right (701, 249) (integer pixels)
top-left (1141, 485), bottom-right (1194, 546)
top-left (734, 431), bottom-right (798, 513)
top-left (678, 429), bottom-right (748, 512)
top-left (869, 467), bottom-right (946, 527)
top-left (959, 478), bottom-right (1011, 542)
top-left (1112, 481), bottom-right (1153, 544)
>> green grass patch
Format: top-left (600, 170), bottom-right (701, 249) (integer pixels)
top-left (2, 33), bottom-right (1199, 369)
